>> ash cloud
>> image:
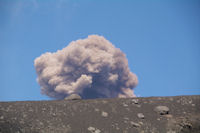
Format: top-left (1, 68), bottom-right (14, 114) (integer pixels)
top-left (34, 35), bottom-right (138, 99)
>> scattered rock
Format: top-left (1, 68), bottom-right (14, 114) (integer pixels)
top-left (88, 127), bottom-right (101, 133)
top-left (0, 116), bottom-right (4, 120)
top-left (124, 120), bottom-right (128, 123)
top-left (101, 111), bottom-right (108, 117)
top-left (154, 106), bottom-right (169, 115)
top-left (139, 122), bottom-right (143, 125)
top-left (131, 99), bottom-right (139, 104)
top-left (22, 114), bottom-right (27, 118)
top-left (64, 94), bottom-right (82, 100)
top-left (88, 126), bottom-right (95, 131)
top-left (130, 121), bottom-right (141, 128)
top-left (137, 113), bottom-right (145, 119)
top-left (167, 115), bottom-right (200, 133)
top-left (123, 117), bottom-right (129, 120)
top-left (0, 95), bottom-right (199, 133)
top-left (167, 130), bottom-right (176, 133)
top-left (95, 108), bottom-right (99, 112)
top-left (95, 129), bottom-right (101, 133)
top-left (39, 122), bottom-right (44, 125)
top-left (123, 103), bottom-right (128, 107)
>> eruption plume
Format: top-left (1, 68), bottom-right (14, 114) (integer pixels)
top-left (34, 35), bottom-right (138, 99)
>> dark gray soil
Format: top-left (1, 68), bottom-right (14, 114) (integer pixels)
top-left (0, 95), bottom-right (200, 133)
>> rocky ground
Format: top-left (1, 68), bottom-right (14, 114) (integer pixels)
top-left (0, 95), bottom-right (200, 133)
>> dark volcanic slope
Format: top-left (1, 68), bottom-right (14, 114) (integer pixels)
top-left (0, 96), bottom-right (200, 133)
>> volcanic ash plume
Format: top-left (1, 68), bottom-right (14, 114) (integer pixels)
top-left (34, 35), bottom-right (138, 99)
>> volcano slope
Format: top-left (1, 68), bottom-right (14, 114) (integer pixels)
top-left (0, 95), bottom-right (200, 133)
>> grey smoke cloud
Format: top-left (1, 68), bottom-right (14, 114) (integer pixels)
top-left (34, 35), bottom-right (138, 99)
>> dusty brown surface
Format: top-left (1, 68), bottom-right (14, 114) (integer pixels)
top-left (0, 95), bottom-right (200, 133)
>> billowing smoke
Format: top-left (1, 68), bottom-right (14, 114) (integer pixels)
top-left (34, 35), bottom-right (138, 99)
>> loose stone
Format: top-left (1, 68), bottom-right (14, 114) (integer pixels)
top-left (101, 111), bottom-right (108, 117)
top-left (154, 106), bottom-right (169, 115)
top-left (123, 117), bottom-right (129, 120)
top-left (132, 99), bottom-right (139, 104)
top-left (123, 103), bottom-right (128, 107)
top-left (88, 126), bottom-right (95, 131)
top-left (0, 116), bottom-right (4, 120)
top-left (95, 129), bottom-right (101, 133)
top-left (95, 108), bottom-right (99, 112)
top-left (130, 121), bottom-right (140, 128)
top-left (137, 113), bottom-right (145, 119)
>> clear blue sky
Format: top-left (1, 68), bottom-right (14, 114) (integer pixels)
top-left (0, 0), bottom-right (200, 101)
